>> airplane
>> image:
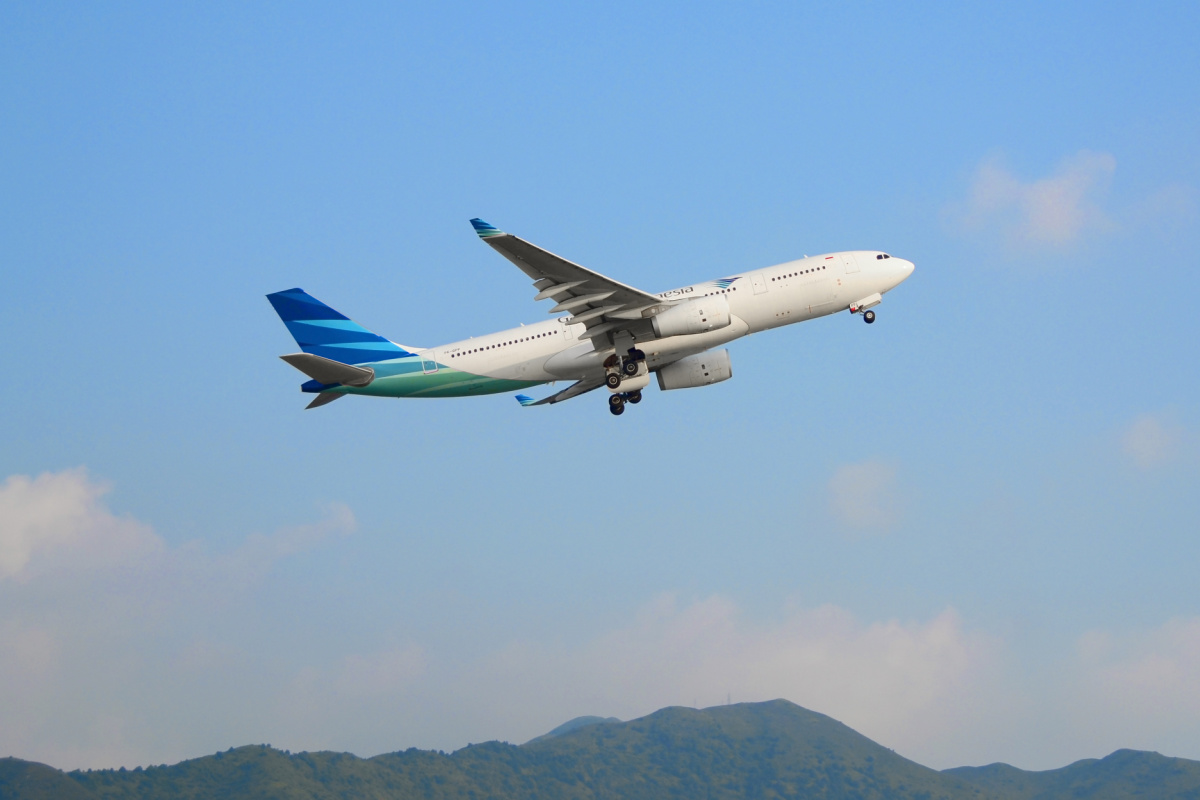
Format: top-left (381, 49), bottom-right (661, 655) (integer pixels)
top-left (268, 219), bottom-right (915, 416)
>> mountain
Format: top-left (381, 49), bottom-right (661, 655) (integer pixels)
top-left (1, 700), bottom-right (1197, 800)
top-left (946, 748), bottom-right (1200, 799)
top-left (0, 758), bottom-right (96, 800)
top-left (525, 715), bottom-right (622, 744)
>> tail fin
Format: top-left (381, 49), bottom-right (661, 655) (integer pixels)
top-left (266, 288), bottom-right (414, 365)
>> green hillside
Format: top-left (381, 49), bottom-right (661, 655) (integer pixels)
top-left (946, 748), bottom-right (1200, 799)
top-left (525, 715), bottom-right (622, 744)
top-left (2, 700), bottom-right (1198, 800)
top-left (0, 758), bottom-right (96, 800)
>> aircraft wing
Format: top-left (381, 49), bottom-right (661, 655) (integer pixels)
top-left (471, 219), bottom-right (662, 346)
top-left (514, 376), bottom-right (604, 407)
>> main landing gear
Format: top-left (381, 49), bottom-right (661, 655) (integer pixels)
top-left (608, 390), bottom-right (643, 416)
top-left (604, 349), bottom-right (649, 417)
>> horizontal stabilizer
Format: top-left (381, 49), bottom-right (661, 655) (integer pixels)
top-left (280, 353), bottom-right (375, 387)
top-left (306, 392), bottom-right (344, 409)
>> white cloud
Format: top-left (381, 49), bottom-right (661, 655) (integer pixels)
top-left (1094, 619), bottom-right (1200, 711)
top-left (0, 467), bottom-right (354, 588)
top-left (949, 150), bottom-right (1117, 247)
top-left (827, 459), bottom-right (900, 530)
top-left (1121, 413), bottom-right (1180, 469)
top-left (0, 468), bottom-right (356, 769)
top-left (96, 591), bottom-right (998, 767)
top-left (217, 502), bottom-right (356, 585)
top-left (407, 594), bottom-right (1006, 768)
top-left (274, 644), bottom-right (430, 753)
top-left (0, 468), bottom-right (162, 580)
top-left (1071, 618), bottom-right (1200, 753)
top-left (9, 470), bottom-right (1200, 775)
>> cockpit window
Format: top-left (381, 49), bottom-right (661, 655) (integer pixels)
top-left (875, 253), bottom-right (891, 259)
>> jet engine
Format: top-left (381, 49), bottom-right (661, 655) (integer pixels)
top-left (651, 296), bottom-right (731, 338)
top-left (656, 349), bottom-right (733, 390)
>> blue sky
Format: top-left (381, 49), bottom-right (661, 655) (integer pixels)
top-left (2, 0), bottom-right (1198, 772)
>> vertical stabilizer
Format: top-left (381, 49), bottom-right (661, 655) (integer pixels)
top-left (266, 288), bottom-right (414, 365)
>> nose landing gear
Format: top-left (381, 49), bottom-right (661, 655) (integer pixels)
top-left (850, 293), bottom-right (882, 324)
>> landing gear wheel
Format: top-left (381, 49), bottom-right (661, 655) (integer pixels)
top-left (626, 390), bottom-right (642, 404)
top-left (608, 394), bottom-right (625, 409)
top-left (863, 310), bottom-right (876, 324)
top-left (609, 403), bottom-right (625, 416)
top-left (622, 359), bottom-right (640, 377)
top-left (605, 372), bottom-right (622, 389)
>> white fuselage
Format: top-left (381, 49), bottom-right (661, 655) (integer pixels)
top-left (430, 251), bottom-right (914, 385)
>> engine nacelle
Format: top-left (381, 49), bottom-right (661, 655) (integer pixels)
top-left (656, 349), bottom-right (733, 391)
top-left (651, 296), bottom-right (732, 338)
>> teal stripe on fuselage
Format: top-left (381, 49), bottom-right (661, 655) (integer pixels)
top-left (321, 357), bottom-right (545, 399)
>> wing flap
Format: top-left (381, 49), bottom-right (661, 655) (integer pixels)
top-left (535, 280), bottom-right (587, 301)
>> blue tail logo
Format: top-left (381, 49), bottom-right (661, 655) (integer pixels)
top-left (266, 288), bottom-right (413, 365)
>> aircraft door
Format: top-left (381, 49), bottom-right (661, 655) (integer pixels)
top-left (420, 351), bottom-right (439, 374)
top-left (841, 253), bottom-right (860, 274)
top-left (751, 273), bottom-right (768, 294)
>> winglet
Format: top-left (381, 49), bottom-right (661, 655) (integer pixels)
top-left (515, 394), bottom-right (537, 407)
top-left (470, 218), bottom-right (505, 238)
